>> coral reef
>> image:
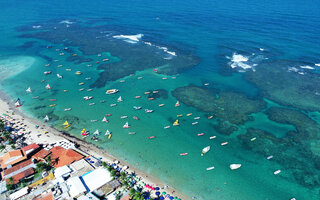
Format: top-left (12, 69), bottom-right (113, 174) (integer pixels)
top-left (172, 85), bottom-right (266, 125)
top-left (245, 60), bottom-right (320, 111)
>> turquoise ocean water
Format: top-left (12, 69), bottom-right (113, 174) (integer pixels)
top-left (1, 0), bottom-right (320, 199)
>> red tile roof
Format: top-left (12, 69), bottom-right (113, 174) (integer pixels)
top-left (0, 150), bottom-right (27, 169)
top-left (34, 192), bottom-right (54, 200)
top-left (6, 168), bottom-right (34, 184)
top-left (32, 149), bottom-right (51, 160)
top-left (49, 146), bottom-right (84, 168)
top-left (22, 143), bottom-right (40, 152)
top-left (3, 159), bottom-right (33, 176)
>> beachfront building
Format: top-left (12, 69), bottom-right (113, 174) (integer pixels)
top-left (49, 146), bottom-right (84, 168)
top-left (2, 159), bottom-right (36, 184)
top-left (21, 143), bottom-right (40, 157)
top-left (0, 149), bottom-right (27, 169)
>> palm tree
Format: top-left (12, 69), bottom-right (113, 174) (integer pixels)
top-left (133, 192), bottom-right (143, 200)
top-left (110, 169), bottom-right (117, 177)
top-left (129, 188), bottom-right (136, 197)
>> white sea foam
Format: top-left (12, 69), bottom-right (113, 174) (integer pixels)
top-left (32, 25), bottom-right (42, 29)
top-left (315, 63), bottom-right (320, 67)
top-left (300, 65), bottom-right (315, 70)
top-left (228, 53), bottom-right (253, 70)
top-left (298, 72), bottom-right (305, 75)
top-left (59, 20), bottom-right (74, 24)
top-left (113, 34), bottom-right (143, 44)
top-left (288, 67), bottom-right (299, 72)
top-left (144, 42), bottom-right (152, 46)
top-left (259, 48), bottom-right (264, 51)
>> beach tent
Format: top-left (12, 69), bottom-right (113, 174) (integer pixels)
top-left (159, 197), bottom-right (164, 200)
top-left (156, 192), bottom-right (160, 196)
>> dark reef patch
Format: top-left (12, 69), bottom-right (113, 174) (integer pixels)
top-left (172, 85), bottom-right (266, 125)
top-left (147, 89), bottom-right (168, 99)
top-left (19, 22), bottom-right (200, 88)
top-left (245, 60), bottom-right (320, 111)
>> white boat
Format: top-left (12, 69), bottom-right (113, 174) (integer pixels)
top-left (123, 122), bottom-right (130, 128)
top-left (79, 88), bottom-right (85, 91)
top-left (85, 77), bottom-right (91, 80)
top-left (45, 84), bottom-right (51, 90)
top-left (164, 126), bottom-right (170, 129)
top-left (102, 117), bottom-right (108, 122)
top-left (117, 96), bottom-right (123, 102)
top-left (110, 104), bottom-right (117, 107)
top-left (274, 170), bottom-right (281, 175)
top-left (230, 164), bottom-right (242, 170)
top-left (120, 116), bottom-right (128, 119)
top-left (26, 87), bottom-right (32, 93)
top-left (43, 115), bottom-right (49, 122)
top-left (209, 136), bottom-right (216, 139)
top-left (194, 117), bottom-right (200, 120)
top-left (15, 98), bottom-right (22, 108)
top-left (145, 109), bottom-right (154, 113)
top-left (105, 130), bottom-right (111, 135)
top-left (90, 120), bottom-right (97, 122)
top-left (221, 142), bottom-right (228, 146)
top-left (89, 103), bottom-right (95, 106)
top-left (93, 129), bottom-right (100, 136)
top-left (267, 155), bottom-right (273, 160)
top-left (87, 89), bottom-right (93, 92)
top-left (133, 106), bottom-right (142, 110)
top-left (83, 96), bottom-right (93, 100)
top-left (128, 132), bottom-right (136, 135)
top-left (44, 71), bottom-right (51, 75)
top-left (106, 89), bottom-right (119, 94)
top-left (57, 74), bottom-right (63, 79)
top-left (64, 108), bottom-right (72, 111)
top-left (201, 146), bottom-right (210, 156)
top-left (206, 166), bottom-right (215, 171)
top-left (192, 121), bottom-right (198, 125)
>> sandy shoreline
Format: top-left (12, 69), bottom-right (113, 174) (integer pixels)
top-left (0, 89), bottom-right (188, 200)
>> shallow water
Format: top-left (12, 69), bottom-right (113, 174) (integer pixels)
top-left (1, 0), bottom-right (320, 199)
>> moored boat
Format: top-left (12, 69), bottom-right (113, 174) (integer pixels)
top-left (145, 109), bottom-right (154, 113)
top-left (102, 117), bottom-right (108, 123)
top-left (206, 166), bottom-right (215, 171)
top-left (192, 121), bottom-right (199, 125)
top-left (148, 136), bottom-right (155, 139)
top-left (201, 146), bottom-right (210, 156)
top-left (175, 100), bottom-right (180, 107)
top-left (128, 132), bottom-right (136, 135)
top-left (159, 104), bottom-right (165, 107)
top-left (105, 114), bottom-right (112, 117)
top-left (221, 142), bottom-right (228, 146)
top-left (64, 108), bottom-right (72, 111)
top-left (164, 126), bottom-right (170, 129)
top-left (117, 96), bottom-right (123, 102)
top-left (209, 136), bottom-right (216, 139)
top-left (173, 120), bottom-right (179, 126)
top-left (49, 104), bottom-right (56, 107)
top-left (274, 170), bottom-right (281, 175)
top-left (180, 153), bottom-right (188, 156)
top-left (110, 104), bottom-right (117, 107)
top-left (230, 164), bottom-right (241, 170)
top-left (106, 89), bottom-right (119, 94)
top-left (45, 84), bottom-right (51, 90)
top-left (133, 116), bottom-right (139, 120)
top-left (120, 116), bottom-right (128, 119)
top-left (43, 115), bottom-right (49, 122)
top-left (133, 106), bottom-right (142, 110)
top-left (198, 133), bottom-right (204, 136)
top-left (123, 122), bottom-right (130, 128)
top-left (15, 98), bottom-right (22, 108)
top-left (26, 87), bottom-right (32, 93)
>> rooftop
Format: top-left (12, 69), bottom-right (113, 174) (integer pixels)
top-left (49, 146), bottom-right (84, 168)
top-left (21, 143), bottom-right (40, 153)
top-left (3, 159), bottom-right (34, 178)
top-left (34, 192), bottom-right (54, 200)
top-left (32, 149), bottom-right (51, 161)
top-left (0, 149), bottom-right (27, 169)
top-left (6, 167), bottom-right (34, 184)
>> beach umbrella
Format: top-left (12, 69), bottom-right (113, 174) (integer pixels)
top-left (155, 187), bottom-right (160, 190)
top-left (156, 192), bottom-right (160, 196)
top-left (159, 197), bottom-right (164, 200)
top-left (174, 197), bottom-right (177, 199)
top-left (151, 187), bottom-right (155, 190)
top-left (162, 192), bottom-right (166, 195)
top-left (169, 196), bottom-right (174, 200)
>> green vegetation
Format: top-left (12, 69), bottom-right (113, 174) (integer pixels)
top-left (6, 177), bottom-right (15, 191)
top-left (35, 162), bottom-right (51, 173)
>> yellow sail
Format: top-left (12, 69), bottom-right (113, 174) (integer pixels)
top-left (173, 119), bottom-right (179, 126)
top-left (81, 129), bottom-right (86, 133)
top-left (63, 121), bottom-right (69, 126)
top-left (108, 133), bottom-right (112, 139)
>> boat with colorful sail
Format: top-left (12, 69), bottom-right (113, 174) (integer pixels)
top-left (93, 129), bottom-right (100, 136)
top-left (173, 120), bottom-right (179, 126)
top-left (117, 96), bottom-right (123, 102)
top-left (26, 87), bottom-right (32, 93)
top-left (45, 84), bottom-right (51, 90)
top-left (63, 121), bottom-right (71, 129)
top-left (14, 98), bottom-right (22, 108)
top-left (43, 115), bottom-right (49, 122)
top-left (102, 117), bottom-right (109, 123)
top-left (175, 100), bottom-right (180, 107)
top-left (81, 129), bottom-right (89, 137)
top-left (123, 122), bottom-right (130, 128)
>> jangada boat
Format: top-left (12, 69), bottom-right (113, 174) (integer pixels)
top-left (180, 153), bottom-right (188, 156)
top-left (15, 98), bottom-right (22, 108)
top-left (110, 104), bottom-right (117, 107)
top-left (45, 84), bottom-right (51, 90)
top-left (63, 121), bottom-right (71, 129)
top-left (123, 122), bottom-right (130, 128)
top-left (106, 89), bottom-right (119, 94)
top-left (102, 117), bottom-right (109, 123)
top-left (120, 116), bottom-right (128, 119)
top-left (206, 166), bottom-right (215, 171)
top-left (26, 87), bottom-right (32, 93)
top-left (175, 100), bottom-right (180, 107)
top-left (221, 142), bottom-right (228, 146)
top-left (43, 115), bottom-right (49, 122)
top-left (192, 121), bottom-right (199, 125)
top-left (230, 164), bottom-right (241, 170)
top-left (173, 120), bottom-right (179, 126)
top-left (201, 146), bottom-right (210, 156)
top-left (197, 133), bottom-right (204, 136)
top-left (135, 96), bottom-right (141, 99)
top-left (148, 136), bottom-right (155, 139)
top-left (117, 96), bottom-right (123, 102)
top-left (44, 71), bottom-right (52, 75)
top-left (105, 130), bottom-right (111, 135)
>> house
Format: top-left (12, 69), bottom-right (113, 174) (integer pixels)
top-left (81, 167), bottom-right (112, 192)
top-left (0, 149), bottom-right (27, 169)
top-left (21, 143), bottom-right (40, 157)
top-left (66, 176), bottom-right (87, 198)
top-left (49, 146), bottom-right (84, 168)
top-left (9, 186), bottom-right (29, 200)
top-left (32, 149), bottom-right (51, 162)
top-left (2, 159), bottom-right (35, 181)
top-left (54, 165), bottom-right (72, 179)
